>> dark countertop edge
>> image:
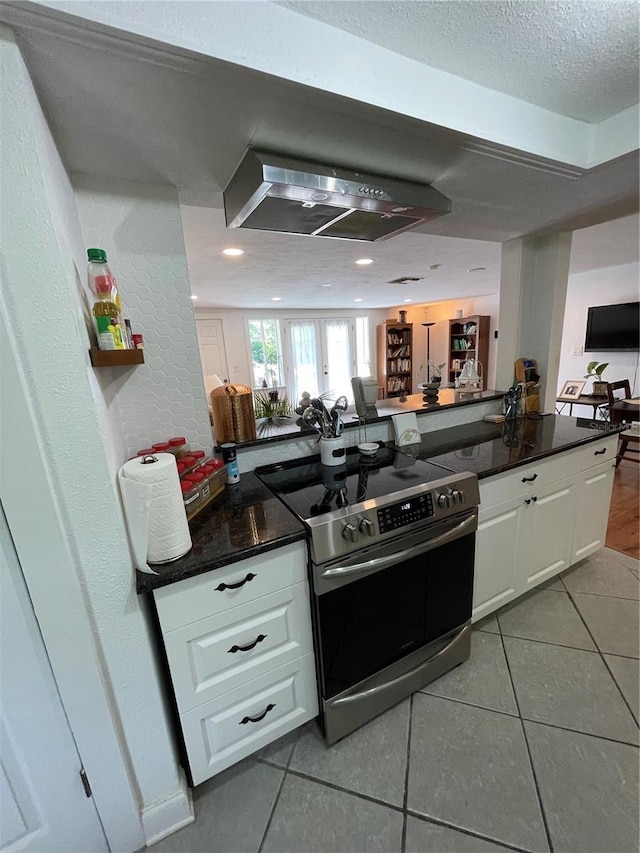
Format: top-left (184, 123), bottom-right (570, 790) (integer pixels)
top-left (135, 528), bottom-right (307, 595)
top-left (407, 416), bottom-right (622, 480)
top-left (229, 390), bottom-right (506, 451)
top-left (474, 423), bottom-right (622, 480)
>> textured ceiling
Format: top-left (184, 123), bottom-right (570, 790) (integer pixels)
top-left (5, 1), bottom-right (638, 310)
top-left (181, 206), bottom-right (639, 309)
top-left (277, 0), bottom-right (640, 123)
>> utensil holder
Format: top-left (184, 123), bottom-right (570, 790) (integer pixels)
top-left (320, 436), bottom-right (346, 466)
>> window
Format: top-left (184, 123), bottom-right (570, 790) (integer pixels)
top-left (248, 319), bottom-right (283, 388)
top-left (356, 316), bottom-right (371, 376)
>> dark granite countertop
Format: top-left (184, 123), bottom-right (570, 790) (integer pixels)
top-left (136, 472), bottom-right (307, 594)
top-left (396, 415), bottom-right (620, 478)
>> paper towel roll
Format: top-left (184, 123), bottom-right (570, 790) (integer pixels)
top-left (118, 453), bottom-right (192, 572)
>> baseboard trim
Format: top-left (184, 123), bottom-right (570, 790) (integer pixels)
top-left (141, 770), bottom-right (194, 847)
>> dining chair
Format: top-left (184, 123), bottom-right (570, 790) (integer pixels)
top-left (605, 380), bottom-right (639, 466)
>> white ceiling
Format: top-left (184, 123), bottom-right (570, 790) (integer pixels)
top-left (277, 0), bottom-right (640, 123)
top-left (182, 206), bottom-right (640, 309)
top-left (3, 1), bottom-right (638, 309)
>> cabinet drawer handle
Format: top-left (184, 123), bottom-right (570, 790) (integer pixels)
top-left (525, 498), bottom-right (531, 505)
top-left (215, 573), bottom-right (256, 592)
top-left (228, 634), bottom-right (267, 654)
top-left (521, 474), bottom-right (538, 483)
top-left (594, 448), bottom-right (607, 455)
top-left (239, 703), bottom-right (275, 725)
top-left (532, 496), bottom-right (537, 502)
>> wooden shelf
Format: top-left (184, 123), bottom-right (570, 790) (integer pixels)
top-left (89, 347), bottom-right (145, 367)
top-left (377, 322), bottom-right (413, 397)
top-left (447, 316), bottom-right (490, 383)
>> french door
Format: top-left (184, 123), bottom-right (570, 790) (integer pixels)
top-left (284, 318), bottom-right (356, 404)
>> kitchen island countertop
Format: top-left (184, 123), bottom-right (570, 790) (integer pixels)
top-left (136, 472), bottom-right (306, 594)
top-left (397, 414), bottom-right (619, 477)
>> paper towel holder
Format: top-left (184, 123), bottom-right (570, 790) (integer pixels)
top-left (140, 454), bottom-right (159, 464)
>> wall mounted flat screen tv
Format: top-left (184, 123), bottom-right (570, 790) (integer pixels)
top-left (584, 302), bottom-right (639, 351)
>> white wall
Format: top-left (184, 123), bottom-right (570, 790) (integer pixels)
top-left (0, 27), bottom-right (192, 848)
top-left (75, 177), bottom-right (212, 458)
top-left (390, 294), bottom-right (500, 391)
top-left (557, 262), bottom-right (640, 403)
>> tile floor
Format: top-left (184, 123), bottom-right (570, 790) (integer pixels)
top-left (152, 548), bottom-right (639, 853)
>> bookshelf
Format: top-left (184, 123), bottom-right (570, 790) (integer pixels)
top-left (447, 315), bottom-right (490, 385)
top-left (377, 320), bottom-right (413, 398)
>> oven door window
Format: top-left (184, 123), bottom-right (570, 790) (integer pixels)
top-left (316, 532), bottom-right (474, 700)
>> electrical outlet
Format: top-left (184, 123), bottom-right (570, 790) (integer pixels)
top-left (571, 346), bottom-right (583, 356)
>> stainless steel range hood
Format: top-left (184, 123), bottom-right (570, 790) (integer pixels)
top-left (223, 150), bottom-right (451, 242)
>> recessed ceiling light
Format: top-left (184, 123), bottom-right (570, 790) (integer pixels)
top-left (190, 295), bottom-right (198, 300)
top-left (222, 248), bottom-right (245, 256)
top-left (320, 283), bottom-right (333, 287)
top-left (353, 298), bottom-right (363, 303)
top-left (271, 297), bottom-right (282, 301)
top-left (467, 266), bottom-right (486, 272)
top-left (403, 298), bottom-right (412, 303)
top-left (355, 258), bottom-right (374, 266)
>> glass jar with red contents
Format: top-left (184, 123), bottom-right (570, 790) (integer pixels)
top-left (183, 470), bottom-right (210, 501)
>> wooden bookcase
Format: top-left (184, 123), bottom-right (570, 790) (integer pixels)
top-left (377, 320), bottom-right (413, 398)
top-left (447, 315), bottom-right (490, 386)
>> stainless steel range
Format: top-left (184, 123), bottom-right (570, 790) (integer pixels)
top-left (256, 444), bottom-right (480, 744)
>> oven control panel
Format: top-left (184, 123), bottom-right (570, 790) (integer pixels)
top-left (377, 492), bottom-right (434, 534)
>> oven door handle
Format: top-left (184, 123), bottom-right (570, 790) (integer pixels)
top-left (332, 623), bottom-right (471, 706)
top-left (320, 512), bottom-right (476, 580)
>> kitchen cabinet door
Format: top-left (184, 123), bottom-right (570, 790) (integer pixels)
top-left (472, 499), bottom-right (520, 621)
top-left (520, 478), bottom-right (573, 590)
top-left (571, 460), bottom-right (615, 564)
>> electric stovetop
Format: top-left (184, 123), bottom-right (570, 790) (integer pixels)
top-left (255, 444), bottom-right (455, 521)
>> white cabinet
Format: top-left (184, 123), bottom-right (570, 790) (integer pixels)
top-left (473, 435), bottom-right (617, 622)
top-left (572, 460), bottom-right (616, 563)
top-left (153, 541), bottom-right (318, 785)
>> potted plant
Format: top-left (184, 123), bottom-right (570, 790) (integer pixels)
top-left (420, 362), bottom-right (446, 387)
top-left (253, 390), bottom-right (292, 436)
top-left (583, 361), bottom-right (609, 396)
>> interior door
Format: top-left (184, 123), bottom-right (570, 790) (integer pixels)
top-left (0, 506), bottom-right (107, 853)
top-left (196, 317), bottom-right (229, 382)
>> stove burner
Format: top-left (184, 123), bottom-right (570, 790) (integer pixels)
top-left (256, 444), bottom-right (455, 521)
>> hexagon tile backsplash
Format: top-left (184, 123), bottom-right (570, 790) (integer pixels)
top-left (75, 179), bottom-right (212, 458)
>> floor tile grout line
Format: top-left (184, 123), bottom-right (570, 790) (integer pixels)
top-left (256, 764), bottom-right (288, 853)
top-left (401, 693), bottom-right (414, 853)
top-left (563, 587), bottom-right (640, 727)
top-left (417, 689), bottom-right (639, 747)
top-left (417, 689), bottom-right (520, 719)
top-left (561, 589), bottom-right (640, 601)
top-left (405, 810), bottom-right (539, 853)
top-left (498, 630), bottom-right (556, 853)
top-left (283, 765), bottom-right (406, 812)
top-left (267, 763), bottom-right (541, 853)
top-left (498, 629), bottom-right (600, 654)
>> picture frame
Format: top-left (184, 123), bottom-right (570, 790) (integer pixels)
top-left (558, 380), bottom-right (585, 401)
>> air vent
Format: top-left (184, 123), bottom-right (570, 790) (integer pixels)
top-left (388, 276), bottom-right (424, 284)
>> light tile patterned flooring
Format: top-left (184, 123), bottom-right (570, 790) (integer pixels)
top-left (152, 548), bottom-right (639, 853)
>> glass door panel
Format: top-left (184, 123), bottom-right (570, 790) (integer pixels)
top-left (320, 319), bottom-right (355, 402)
top-left (287, 320), bottom-right (321, 404)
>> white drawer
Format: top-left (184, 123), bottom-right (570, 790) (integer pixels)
top-left (480, 455), bottom-right (560, 506)
top-left (560, 434), bottom-right (617, 473)
top-left (154, 541), bottom-right (307, 633)
top-left (163, 581), bottom-right (314, 712)
top-left (180, 653), bottom-right (318, 785)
